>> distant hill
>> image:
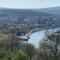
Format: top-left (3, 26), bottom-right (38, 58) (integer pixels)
top-left (34, 7), bottom-right (60, 14)
top-left (0, 7), bottom-right (51, 16)
top-left (0, 7), bottom-right (60, 14)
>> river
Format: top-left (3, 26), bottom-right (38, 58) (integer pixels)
top-left (28, 27), bottom-right (60, 48)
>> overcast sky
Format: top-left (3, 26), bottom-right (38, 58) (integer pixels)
top-left (0, 0), bottom-right (60, 9)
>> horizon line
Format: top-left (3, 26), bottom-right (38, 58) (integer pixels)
top-left (0, 6), bottom-right (60, 10)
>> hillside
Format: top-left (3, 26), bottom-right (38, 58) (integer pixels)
top-left (34, 6), bottom-right (60, 14)
top-left (0, 7), bottom-right (50, 16)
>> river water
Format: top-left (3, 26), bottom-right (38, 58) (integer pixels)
top-left (28, 27), bottom-right (60, 48)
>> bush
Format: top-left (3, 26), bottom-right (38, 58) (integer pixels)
top-left (12, 51), bottom-right (28, 60)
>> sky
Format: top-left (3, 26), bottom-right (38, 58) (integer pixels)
top-left (0, 0), bottom-right (60, 9)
